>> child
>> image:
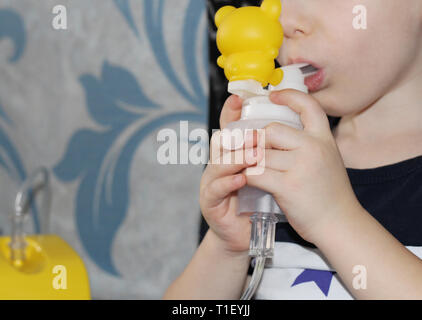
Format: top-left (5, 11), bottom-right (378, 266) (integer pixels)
top-left (163, 0), bottom-right (422, 299)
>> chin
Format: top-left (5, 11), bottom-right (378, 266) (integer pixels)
top-left (310, 89), bottom-right (348, 117)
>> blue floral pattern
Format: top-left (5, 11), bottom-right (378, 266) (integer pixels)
top-left (53, 1), bottom-right (208, 276)
top-left (0, 8), bottom-right (43, 232)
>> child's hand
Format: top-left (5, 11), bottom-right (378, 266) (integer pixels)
top-left (200, 95), bottom-right (261, 255)
top-left (244, 89), bottom-right (363, 244)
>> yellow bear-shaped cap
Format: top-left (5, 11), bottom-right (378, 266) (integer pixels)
top-left (215, 0), bottom-right (284, 87)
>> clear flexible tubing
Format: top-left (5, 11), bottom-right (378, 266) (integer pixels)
top-left (240, 212), bottom-right (279, 300)
top-left (240, 256), bottom-right (266, 300)
top-left (10, 167), bottom-right (50, 265)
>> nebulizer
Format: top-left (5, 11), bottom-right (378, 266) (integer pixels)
top-left (0, 167), bottom-right (90, 299)
top-left (214, 0), bottom-right (317, 300)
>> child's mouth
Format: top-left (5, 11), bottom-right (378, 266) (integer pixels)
top-left (304, 68), bottom-right (325, 92)
top-left (287, 58), bottom-right (325, 92)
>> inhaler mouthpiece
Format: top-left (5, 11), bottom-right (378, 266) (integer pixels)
top-left (228, 64), bottom-right (310, 99)
top-left (269, 64), bottom-right (309, 93)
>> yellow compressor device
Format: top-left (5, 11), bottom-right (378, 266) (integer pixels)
top-left (0, 167), bottom-right (90, 299)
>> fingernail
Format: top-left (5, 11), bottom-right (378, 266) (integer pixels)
top-left (246, 148), bottom-right (258, 165)
top-left (231, 95), bottom-right (242, 108)
top-left (270, 92), bottom-right (280, 103)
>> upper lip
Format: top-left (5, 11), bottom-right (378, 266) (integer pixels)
top-left (286, 57), bottom-right (322, 70)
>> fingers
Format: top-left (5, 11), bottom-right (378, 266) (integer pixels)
top-left (209, 128), bottom-right (260, 163)
top-left (210, 129), bottom-right (241, 164)
top-left (202, 173), bottom-right (246, 209)
top-left (258, 122), bottom-right (305, 150)
top-left (204, 146), bottom-right (264, 187)
top-left (256, 149), bottom-right (296, 172)
top-left (220, 127), bottom-right (259, 152)
top-left (220, 95), bottom-right (243, 129)
top-left (242, 166), bottom-right (285, 196)
top-left (209, 130), bottom-right (224, 163)
top-left (269, 89), bottom-right (331, 137)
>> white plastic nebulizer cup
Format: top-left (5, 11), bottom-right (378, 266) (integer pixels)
top-left (225, 64), bottom-right (307, 222)
top-left (225, 96), bottom-right (303, 222)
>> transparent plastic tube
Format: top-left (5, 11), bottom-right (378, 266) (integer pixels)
top-left (9, 213), bottom-right (27, 265)
top-left (240, 212), bottom-right (279, 300)
top-left (240, 255), bottom-right (266, 300)
top-left (9, 167), bottom-right (50, 265)
top-left (249, 213), bottom-right (279, 257)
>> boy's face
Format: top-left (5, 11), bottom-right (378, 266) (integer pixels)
top-left (277, 0), bottom-right (422, 117)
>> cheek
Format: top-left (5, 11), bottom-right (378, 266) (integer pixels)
top-left (318, 58), bottom-right (394, 117)
top-left (319, 20), bottom-right (417, 116)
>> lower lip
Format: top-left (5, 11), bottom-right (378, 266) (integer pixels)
top-left (304, 69), bottom-right (325, 92)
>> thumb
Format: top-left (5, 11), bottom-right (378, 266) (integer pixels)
top-left (219, 95), bottom-right (243, 129)
top-left (269, 89), bottom-right (331, 136)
